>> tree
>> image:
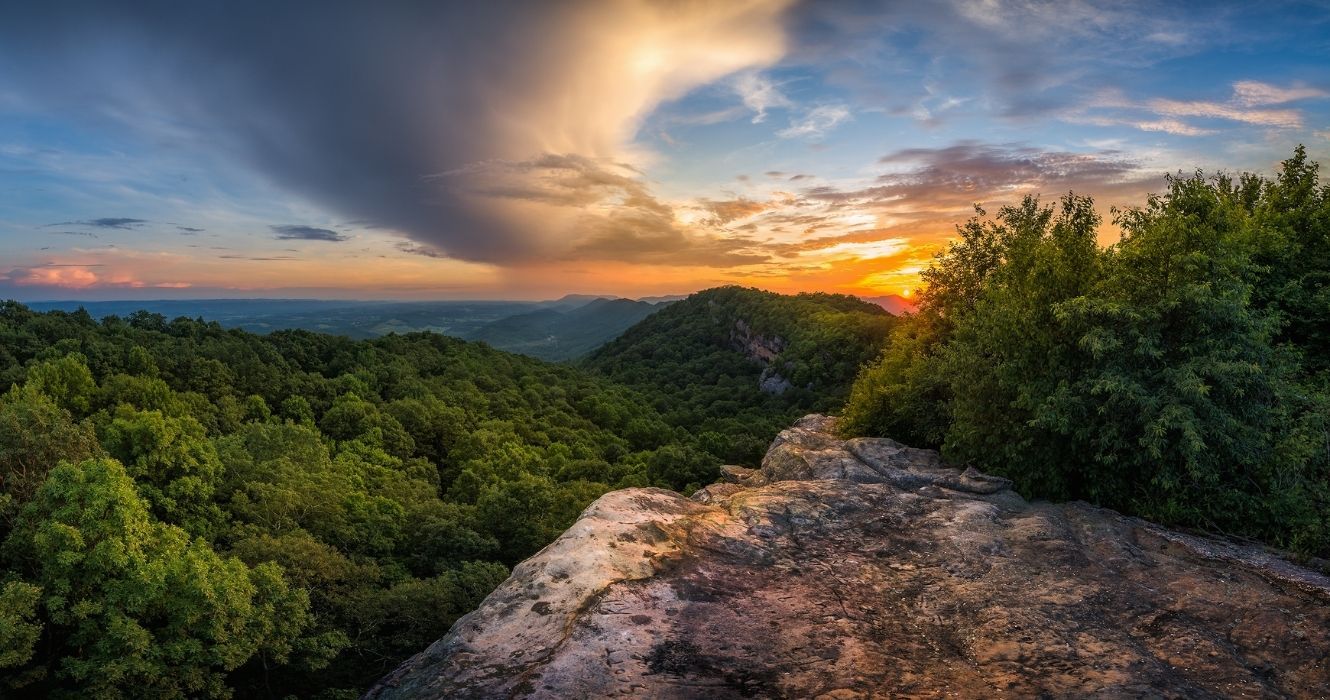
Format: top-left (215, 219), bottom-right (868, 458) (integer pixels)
top-left (24, 354), bottom-right (97, 416)
top-left (842, 152), bottom-right (1330, 556)
top-left (99, 406), bottom-right (224, 538)
top-left (0, 581), bottom-right (42, 670)
top-left (941, 194), bottom-right (1102, 497)
top-left (1050, 172), bottom-right (1289, 531)
top-left (4, 458), bottom-right (311, 698)
top-left (0, 385), bottom-right (101, 531)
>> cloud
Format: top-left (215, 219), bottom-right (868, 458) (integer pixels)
top-left (429, 153), bottom-right (765, 267)
top-left (46, 217), bottom-right (146, 230)
top-left (271, 225), bottom-right (348, 242)
top-left (0, 1), bottom-right (793, 265)
top-left (1070, 81), bottom-right (1326, 135)
top-left (1147, 97), bottom-right (1304, 129)
top-left (873, 140), bottom-right (1145, 197)
top-left (783, 1), bottom-right (1203, 122)
top-left (668, 106), bottom-right (749, 126)
top-left (786, 141), bottom-right (1154, 237)
top-left (778, 104), bottom-right (851, 139)
top-left (733, 71), bottom-right (792, 123)
top-left (1231, 80), bottom-right (1328, 106)
top-left (698, 197), bottom-right (771, 224)
top-left (395, 242), bottom-right (448, 259)
top-left (2, 263), bottom-right (111, 289)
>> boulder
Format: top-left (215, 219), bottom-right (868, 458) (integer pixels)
top-left (367, 416), bottom-right (1330, 699)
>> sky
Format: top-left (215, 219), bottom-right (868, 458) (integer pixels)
top-left (1, 0), bottom-right (1327, 301)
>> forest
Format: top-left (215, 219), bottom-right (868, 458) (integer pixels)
top-left (0, 286), bottom-right (885, 698)
top-left (843, 146), bottom-right (1330, 559)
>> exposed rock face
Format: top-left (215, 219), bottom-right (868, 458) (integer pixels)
top-left (729, 318), bottom-right (786, 364)
top-left (757, 366), bottom-right (793, 395)
top-left (367, 416), bottom-right (1330, 699)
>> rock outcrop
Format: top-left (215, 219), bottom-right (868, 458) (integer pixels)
top-left (367, 416), bottom-right (1330, 699)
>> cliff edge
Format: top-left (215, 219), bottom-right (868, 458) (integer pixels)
top-left (367, 415), bottom-right (1330, 699)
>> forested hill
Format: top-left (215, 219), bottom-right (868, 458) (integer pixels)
top-left (0, 303), bottom-right (771, 698)
top-left (584, 286), bottom-right (895, 465)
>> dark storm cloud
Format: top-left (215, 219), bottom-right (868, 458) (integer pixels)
top-left (271, 225), bottom-right (348, 242)
top-left (0, 1), bottom-right (787, 267)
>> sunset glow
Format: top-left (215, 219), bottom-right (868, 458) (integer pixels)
top-left (1, 1), bottom-right (1327, 300)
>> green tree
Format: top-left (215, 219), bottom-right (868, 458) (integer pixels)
top-left (0, 385), bottom-right (101, 530)
top-left (25, 354), bottom-right (97, 416)
top-left (4, 458), bottom-right (311, 698)
top-left (1050, 173), bottom-right (1289, 531)
top-left (0, 580), bottom-right (42, 670)
top-left (99, 406), bottom-right (224, 538)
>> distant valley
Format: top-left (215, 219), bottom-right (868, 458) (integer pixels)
top-left (25, 294), bottom-right (682, 361)
top-left (24, 291), bottom-right (903, 362)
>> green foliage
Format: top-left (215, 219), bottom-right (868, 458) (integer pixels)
top-left (843, 148), bottom-right (1330, 558)
top-left (25, 355), bottom-right (96, 415)
top-left (99, 406), bottom-right (224, 538)
top-left (838, 319), bottom-right (950, 448)
top-left (4, 458), bottom-right (312, 699)
top-left (0, 581), bottom-right (42, 670)
top-left (0, 384), bottom-right (101, 531)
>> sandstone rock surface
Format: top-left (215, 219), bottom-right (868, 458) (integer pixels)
top-left (367, 416), bottom-right (1330, 699)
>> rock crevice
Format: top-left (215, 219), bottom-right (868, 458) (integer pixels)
top-left (368, 415), bottom-right (1330, 699)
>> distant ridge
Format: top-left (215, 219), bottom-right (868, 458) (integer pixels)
top-left (860, 294), bottom-right (916, 315)
top-left (467, 297), bottom-right (664, 361)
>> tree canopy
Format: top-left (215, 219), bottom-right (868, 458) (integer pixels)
top-left (843, 147), bottom-right (1330, 558)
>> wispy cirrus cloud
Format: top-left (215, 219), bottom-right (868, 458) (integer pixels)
top-left (1231, 80), bottom-right (1328, 106)
top-left (1069, 80), bottom-right (1327, 135)
top-left (778, 104), bottom-right (851, 139)
top-left (733, 71), bottom-right (793, 124)
top-left (1148, 97), bottom-right (1303, 129)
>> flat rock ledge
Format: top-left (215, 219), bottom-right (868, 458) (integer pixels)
top-left (367, 415), bottom-right (1330, 699)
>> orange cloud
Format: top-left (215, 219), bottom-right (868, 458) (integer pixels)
top-left (8, 265), bottom-right (101, 288)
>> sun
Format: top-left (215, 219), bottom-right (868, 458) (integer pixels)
top-left (901, 288), bottom-right (912, 298)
